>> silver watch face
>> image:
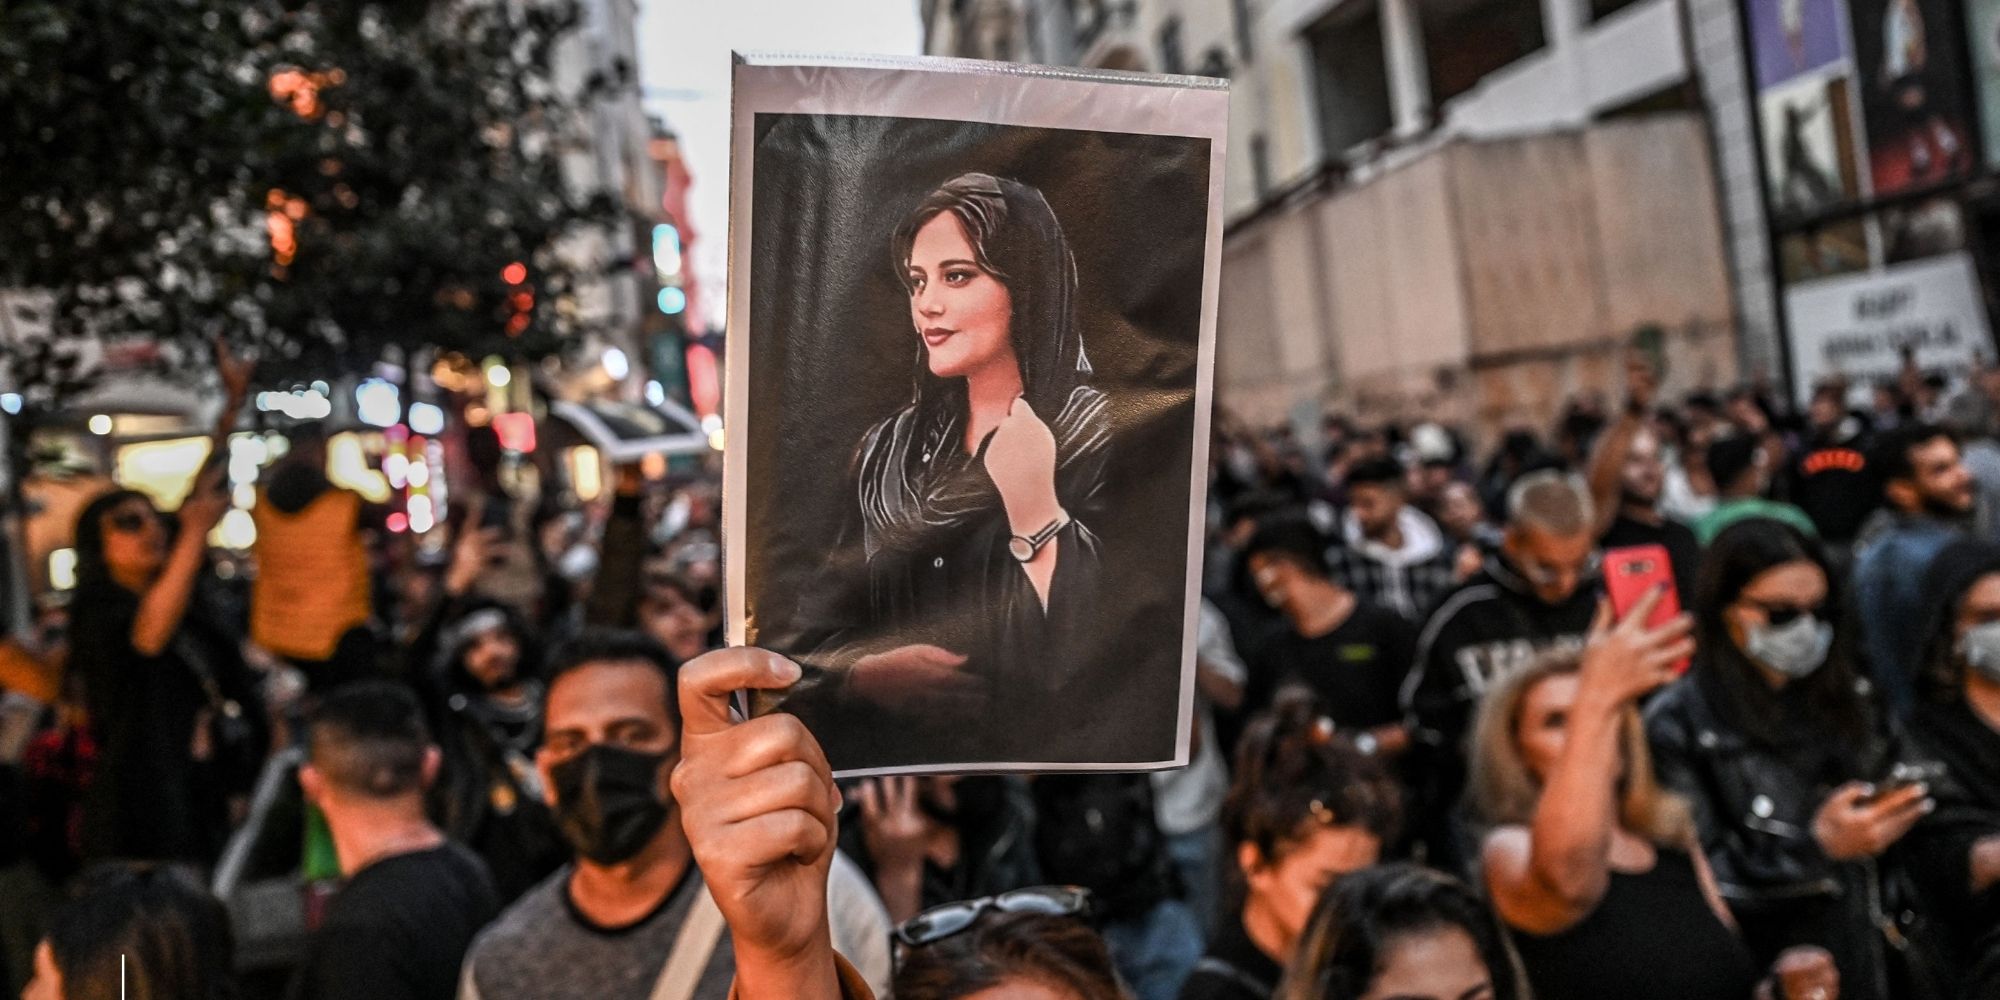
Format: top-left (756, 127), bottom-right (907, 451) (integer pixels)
top-left (1008, 536), bottom-right (1035, 562)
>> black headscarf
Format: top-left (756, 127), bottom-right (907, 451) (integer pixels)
top-left (891, 172), bottom-right (1092, 421)
top-left (859, 173), bottom-right (1110, 560)
top-left (1915, 539), bottom-right (2000, 704)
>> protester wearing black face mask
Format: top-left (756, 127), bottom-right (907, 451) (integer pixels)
top-left (460, 630), bottom-right (894, 1000)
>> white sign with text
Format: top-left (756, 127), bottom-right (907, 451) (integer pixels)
top-left (1784, 252), bottom-right (1993, 402)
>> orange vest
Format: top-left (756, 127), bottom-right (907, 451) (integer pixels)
top-left (251, 489), bottom-right (371, 661)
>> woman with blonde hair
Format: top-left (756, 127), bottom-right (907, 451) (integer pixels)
top-left (1471, 590), bottom-right (1836, 1000)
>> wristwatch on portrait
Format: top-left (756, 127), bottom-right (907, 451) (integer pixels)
top-left (1008, 512), bottom-right (1071, 563)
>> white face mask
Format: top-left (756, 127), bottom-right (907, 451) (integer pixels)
top-left (1745, 614), bottom-right (1834, 679)
top-left (1959, 620), bottom-right (2000, 683)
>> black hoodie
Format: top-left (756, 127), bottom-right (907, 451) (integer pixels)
top-left (1400, 555), bottom-right (1598, 869)
top-left (1904, 541), bottom-right (2000, 984)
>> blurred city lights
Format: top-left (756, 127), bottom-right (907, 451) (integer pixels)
top-left (502, 262), bottom-right (528, 285)
top-left (215, 509), bottom-right (257, 550)
top-left (652, 224), bottom-right (682, 277)
top-left (355, 378), bottom-right (401, 428)
top-left (407, 495), bottom-right (435, 534)
top-left (48, 549), bottom-right (77, 591)
top-left (408, 402), bottom-right (445, 436)
top-left (384, 453), bottom-right (410, 489)
top-left (657, 287), bottom-right (687, 315)
top-left (493, 411), bottom-right (537, 453)
top-left (485, 363), bottom-right (512, 388)
top-left (88, 414), bottom-right (112, 435)
top-left (0, 394), bottom-right (21, 415)
top-left (387, 512), bottom-right (410, 533)
top-left (602, 347), bottom-right (630, 381)
top-left (645, 380), bottom-right (666, 407)
top-left (256, 389), bottom-right (332, 420)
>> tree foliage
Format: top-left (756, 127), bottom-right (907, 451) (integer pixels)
top-left (0, 0), bottom-right (628, 404)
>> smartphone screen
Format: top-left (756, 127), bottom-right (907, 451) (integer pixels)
top-left (1604, 544), bottom-right (1688, 674)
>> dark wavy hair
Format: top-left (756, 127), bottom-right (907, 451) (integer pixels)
top-left (1224, 689), bottom-right (1402, 870)
top-left (72, 488), bottom-right (159, 597)
top-left (890, 172), bottom-right (1092, 423)
top-left (46, 863), bottom-right (238, 1000)
top-left (1277, 863), bottom-right (1520, 1000)
top-left (894, 910), bottom-right (1127, 1000)
top-left (1691, 518), bottom-right (1869, 749)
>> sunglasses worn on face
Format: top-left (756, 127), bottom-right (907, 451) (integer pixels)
top-left (893, 886), bottom-right (1092, 950)
top-left (107, 511), bottom-right (154, 534)
top-left (1523, 552), bottom-right (1602, 587)
top-left (1746, 600), bottom-right (1827, 627)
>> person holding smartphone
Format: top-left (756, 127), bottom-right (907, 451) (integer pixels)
top-left (1645, 519), bottom-right (1941, 1000)
top-left (65, 343), bottom-right (268, 865)
top-left (1472, 593), bottom-right (1838, 999)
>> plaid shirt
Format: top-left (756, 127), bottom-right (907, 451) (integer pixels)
top-left (1325, 535), bottom-right (1461, 623)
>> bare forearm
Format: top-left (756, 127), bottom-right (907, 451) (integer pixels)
top-left (132, 534), bottom-right (206, 656)
top-left (1586, 414), bottom-right (1640, 535)
top-left (732, 941), bottom-right (844, 1000)
top-left (1527, 701), bottom-right (1623, 902)
top-left (874, 860), bottom-right (925, 926)
top-left (1196, 661), bottom-right (1244, 711)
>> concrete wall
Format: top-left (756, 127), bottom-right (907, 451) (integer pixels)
top-left (1216, 113), bottom-right (1738, 437)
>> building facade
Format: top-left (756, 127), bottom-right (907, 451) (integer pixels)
top-left (924, 0), bottom-right (1753, 438)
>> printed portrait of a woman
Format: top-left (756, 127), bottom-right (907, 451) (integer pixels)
top-left (774, 171), bottom-right (1115, 768)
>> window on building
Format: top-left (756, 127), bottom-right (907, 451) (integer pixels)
top-left (1305, 3), bottom-right (1394, 157)
top-left (1232, 0), bottom-right (1257, 62)
top-left (1421, 0), bottom-right (1547, 107)
top-left (1250, 133), bottom-right (1273, 199)
top-left (1158, 18), bottom-right (1187, 75)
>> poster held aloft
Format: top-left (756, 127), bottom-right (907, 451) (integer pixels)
top-left (722, 54), bottom-right (1227, 776)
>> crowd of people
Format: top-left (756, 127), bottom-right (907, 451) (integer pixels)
top-left (10, 350), bottom-right (2000, 1000)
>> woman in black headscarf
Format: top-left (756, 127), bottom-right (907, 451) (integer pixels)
top-left (778, 172), bottom-right (1112, 768)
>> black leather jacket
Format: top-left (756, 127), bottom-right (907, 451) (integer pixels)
top-left (1645, 675), bottom-right (1906, 1000)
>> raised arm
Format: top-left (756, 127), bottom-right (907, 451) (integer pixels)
top-left (674, 648), bottom-right (852, 1000)
top-left (1585, 355), bottom-right (1656, 538)
top-left (1485, 592), bottom-right (1692, 935)
top-left (131, 463), bottom-right (229, 656)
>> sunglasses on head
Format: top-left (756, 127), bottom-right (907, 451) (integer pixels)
top-left (892, 886), bottom-right (1092, 950)
top-left (1746, 599), bottom-right (1827, 627)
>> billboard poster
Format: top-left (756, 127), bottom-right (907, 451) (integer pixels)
top-left (1967, 0), bottom-right (2000, 167)
top-left (1784, 251), bottom-right (1992, 398)
top-left (1850, 0), bottom-right (1977, 193)
top-left (1761, 73), bottom-right (1866, 218)
top-left (724, 55), bottom-right (1227, 775)
top-left (1749, 0), bottom-right (1854, 89)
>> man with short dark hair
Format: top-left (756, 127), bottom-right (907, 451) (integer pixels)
top-left (1587, 357), bottom-right (1703, 599)
top-left (1243, 517), bottom-right (1414, 756)
top-left (1855, 423), bottom-right (1976, 719)
top-left (459, 630), bottom-right (892, 1000)
top-left (1324, 458), bottom-right (1459, 622)
top-left (292, 682), bottom-right (500, 1000)
top-left (1693, 433), bottom-right (1818, 544)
